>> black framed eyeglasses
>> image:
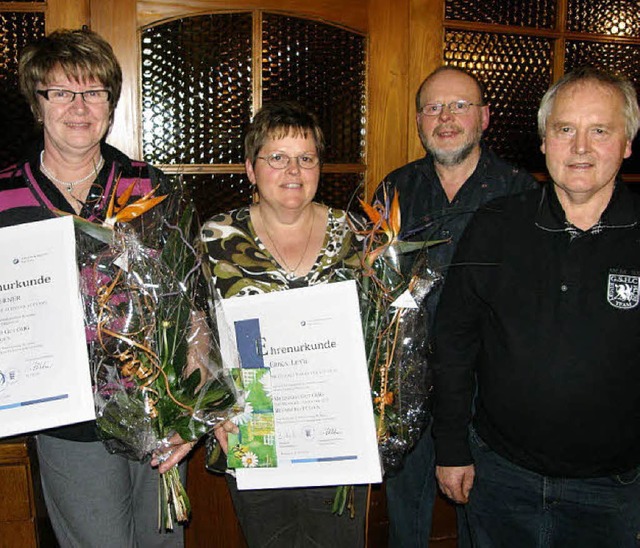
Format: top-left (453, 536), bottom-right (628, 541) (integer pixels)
top-left (419, 100), bottom-right (485, 116)
top-left (36, 89), bottom-right (111, 104)
top-left (257, 153), bottom-right (320, 170)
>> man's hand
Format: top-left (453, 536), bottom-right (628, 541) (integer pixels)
top-left (436, 464), bottom-right (475, 503)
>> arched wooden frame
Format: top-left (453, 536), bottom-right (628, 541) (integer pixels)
top-left (136, 10), bottom-right (367, 190)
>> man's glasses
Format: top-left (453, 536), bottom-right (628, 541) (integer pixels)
top-left (36, 89), bottom-right (111, 104)
top-left (419, 100), bottom-right (484, 116)
top-left (257, 153), bottom-right (320, 170)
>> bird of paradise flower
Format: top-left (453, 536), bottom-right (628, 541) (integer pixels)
top-left (55, 179), bottom-right (167, 244)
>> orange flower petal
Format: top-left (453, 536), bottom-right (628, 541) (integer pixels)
top-left (114, 194), bottom-right (167, 223)
top-left (106, 180), bottom-right (118, 219)
top-left (374, 391), bottom-right (394, 405)
top-left (389, 191), bottom-right (401, 236)
top-left (359, 198), bottom-right (382, 225)
top-left (116, 181), bottom-right (137, 209)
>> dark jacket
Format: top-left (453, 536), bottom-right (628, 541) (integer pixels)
top-left (378, 143), bottom-right (538, 323)
top-left (433, 182), bottom-right (640, 477)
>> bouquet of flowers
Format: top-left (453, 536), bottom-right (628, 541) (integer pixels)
top-left (61, 176), bottom-right (237, 529)
top-left (333, 185), bottom-right (442, 516)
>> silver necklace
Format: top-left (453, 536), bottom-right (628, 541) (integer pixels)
top-left (40, 150), bottom-right (104, 192)
top-left (258, 207), bottom-right (315, 280)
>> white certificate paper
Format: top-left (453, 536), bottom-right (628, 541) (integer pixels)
top-left (0, 216), bottom-right (94, 438)
top-left (219, 280), bottom-right (382, 490)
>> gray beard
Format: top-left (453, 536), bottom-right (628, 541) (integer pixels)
top-left (427, 140), bottom-right (476, 167)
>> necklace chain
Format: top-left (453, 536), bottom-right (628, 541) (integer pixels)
top-left (40, 150), bottom-right (104, 192)
top-left (258, 207), bottom-right (315, 280)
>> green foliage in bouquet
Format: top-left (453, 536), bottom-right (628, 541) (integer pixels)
top-left (151, 203), bottom-right (236, 443)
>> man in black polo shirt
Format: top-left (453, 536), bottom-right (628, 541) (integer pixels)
top-left (379, 66), bottom-right (536, 548)
top-left (433, 67), bottom-right (640, 547)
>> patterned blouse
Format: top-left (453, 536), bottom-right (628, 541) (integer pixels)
top-left (200, 206), bottom-right (362, 299)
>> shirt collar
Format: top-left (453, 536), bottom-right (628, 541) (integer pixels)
top-left (536, 178), bottom-right (638, 233)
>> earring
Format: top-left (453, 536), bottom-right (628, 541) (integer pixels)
top-left (252, 185), bottom-right (260, 205)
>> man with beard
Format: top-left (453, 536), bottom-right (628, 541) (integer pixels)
top-left (378, 66), bottom-right (537, 548)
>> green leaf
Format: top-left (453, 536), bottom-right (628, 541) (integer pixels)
top-left (182, 369), bottom-right (202, 395)
top-left (63, 212), bottom-right (115, 244)
top-left (392, 239), bottom-right (448, 254)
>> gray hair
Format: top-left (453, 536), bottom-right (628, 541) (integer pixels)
top-left (537, 66), bottom-right (640, 141)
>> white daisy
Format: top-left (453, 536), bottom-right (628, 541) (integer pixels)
top-left (241, 451), bottom-right (259, 468)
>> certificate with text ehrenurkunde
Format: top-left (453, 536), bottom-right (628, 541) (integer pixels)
top-left (0, 216), bottom-right (94, 438)
top-left (218, 280), bottom-right (382, 490)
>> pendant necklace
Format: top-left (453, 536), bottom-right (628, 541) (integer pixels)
top-left (258, 207), bottom-right (315, 280)
top-left (40, 150), bottom-right (105, 192)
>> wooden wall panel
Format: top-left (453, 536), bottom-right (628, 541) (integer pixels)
top-left (0, 438), bottom-right (56, 548)
top-left (365, 0), bottom-right (410, 199)
top-left (0, 465), bottom-right (31, 520)
top-left (45, 0), bottom-right (90, 33)
top-left (185, 445), bottom-right (247, 547)
top-left (91, 0), bottom-right (142, 159)
top-left (408, 0), bottom-right (444, 162)
top-left (364, 0), bottom-right (445, 197)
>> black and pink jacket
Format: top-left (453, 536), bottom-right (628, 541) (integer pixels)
top-left (0, 142), bottom-right (164, 228)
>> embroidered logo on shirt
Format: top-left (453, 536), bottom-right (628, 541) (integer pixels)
top-left (607, 273), bottom-right (640, 309)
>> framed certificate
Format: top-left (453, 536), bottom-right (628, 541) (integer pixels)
top-left (0, 216), bottom-right (94, 438)
top-left (218, 280), bottom-right (382, 490)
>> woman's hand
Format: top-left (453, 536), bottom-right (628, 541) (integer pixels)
top-left (151, 432), bottom-right (197, 474)
top-left (213, 420), bottom-right (239, 454)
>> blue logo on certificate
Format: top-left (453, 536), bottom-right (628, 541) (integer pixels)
top-left (234, 318), bottom-right (265, 369)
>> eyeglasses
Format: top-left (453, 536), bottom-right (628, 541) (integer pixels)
top-left (36, 89), bottom-right (111, 104)
top-left (257, 153), bottom-right (320, 170)
top-left (419, 100), bottom-right (484, 116)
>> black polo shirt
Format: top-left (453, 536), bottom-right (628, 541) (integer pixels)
top-left (433, 182), bottom-right (640, 477)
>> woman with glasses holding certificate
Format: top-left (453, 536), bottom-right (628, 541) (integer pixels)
top-left (0, 29), bottom-right (189, 547)
top-left (200, 101), bottom-right (367, 547)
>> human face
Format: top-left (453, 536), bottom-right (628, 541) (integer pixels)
top-left (246, 133), bottom-right (320, 213)
top-left (38, 67), bottom-right (111, 158)
top-left (417, 70), bottom-right (489, 166)
top-left (541, 81), bottom-right (632, 205)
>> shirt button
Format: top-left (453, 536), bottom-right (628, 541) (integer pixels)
top-left (442, 229), bottom-right (451, 238)
top-left (560, 284), bottom-right (568, 292)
